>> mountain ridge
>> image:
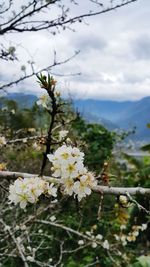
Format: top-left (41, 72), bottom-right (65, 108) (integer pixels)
top-left (2, 93), bottom-right (150, 141)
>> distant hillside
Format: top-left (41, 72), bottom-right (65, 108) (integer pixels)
top-left (79, 111), bottom-right (117, 131)
top-left (74, 97), bottom-right (150, 141)
top-left (74, 99), bottom-right (132, 121)
top-left (1, 93), bottom-right (150, 141)
top-left (3, 93), bottom-right (37, 108)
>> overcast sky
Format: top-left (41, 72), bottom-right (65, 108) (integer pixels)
top-left (1, 0), bottom-right (150, 101)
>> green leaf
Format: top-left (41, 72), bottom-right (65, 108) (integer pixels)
top-left (138, 256), bottom-right (150, 267)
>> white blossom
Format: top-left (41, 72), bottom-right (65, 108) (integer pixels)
top-left (102, 240), bottom-right (109, 250)
top-left (59, 130), bottom-right (68, 140)
top-left (73, 173), bottom-right (97, 201)
top-left (61, 161), bottom-right (85, 179)
top-left (32, 142), bottom-right (41, 151)
top-left (132, 231), bottom-right (139, 237)
top-left (4, 225), bottom-right (10, 231)
top-left (85, 231), bottom-right (92, 236)
top-left (47, 183), bottom-right (57, 197)
top-left (120, 235), bottom-right (126, 241)
top-left (20, 225), bottom-right (26, 231)
top-left (11, 109), bottom-right (15, 114)
top-left (47, 145), bottom-right (97, 201)
top-left (114, 234), bottom-right (120, 241)
top-left (8, 177), bottom-right (55, 209)
top-left (122, 240), bottom-right (127, 246)
top-left (0, 136), bottom-right (6, 147)
top-left (119, 195), bottom-right (128, 205)
top-left (15, 225), bottom-right (20, 231)
top-left (91, 242), bottom-right (97, 248)
top-left (61, 177), bottom-right (74, 196)
top-left (141, 223), bottom-right (147, 231)
top-left (47, 145), bottom-right (85, 179)
top-left (27, 256), bottom-right (34, 262)
top-left (50, 215), bottom-right (56, 222)
top-left (96, 234), bottom-right (103, 240)
top-left (36, 94), bottom-right (49, 108)
top-left (78, 240), bottom-right (84, 245)
top-left (120, 225), bottom-right (126, 230)
top-left (73, 179), bottom-right (91, 201)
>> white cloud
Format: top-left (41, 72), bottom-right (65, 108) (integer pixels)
top-left (1, 0), bottom-right (150, 101)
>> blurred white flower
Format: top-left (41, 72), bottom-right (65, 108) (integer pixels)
top-left (32, 142), bottom-right (41, 151)
top-left (114, 234), bottom-right (120, 241)
top-left (127, 235), bottom-right (136, 242)
top-left (36, 94), bottom-right (49, 108)
top-left (85, 231), bottom-right (92, 236)
top-left (11, 109), bottom-right (15, 114)
top-left (20, 224), bottom-right (26, 231)
top-left (91, 242), bottom-right (97, 248)
top-left (47, 183), bottom-right (57, 197)
top-left (102, 240), bottom-right (109, 250)
top-left (50, 215), bottom-right (56, 222)
top-left (119, 195), bottom-right (128, 205)
top-left (59, 130), bottom-right (68, 141)
top-left (120, 225), bottom-right (126, 230)
top-left (122, 240), bottom-right (127, 246)
top-left (78, 240), bottom-right (84, 245)
top-left (0, 136), bottom-right (6, 147)
top-left (132, 231), bottom-right (139, 237)
top-left (96, 234), bottom-right (103, 240)
top-left (141, 223), bottom-right (147, 231)
top-left (15, 225), bottom-right (20, 231)
top-left (27, 246), bottom-right (32, 252)
top-left (4, 225), bottom-right (10, 231)
top-left (27, 256), bottom-right (34, 262)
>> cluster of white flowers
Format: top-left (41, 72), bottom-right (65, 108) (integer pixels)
top-left (114, 223), bottom-right (147, 246)
top-left (0, 136), bottom-right (6, 147)
top-left (77, 232), bottom-right (109, 250)
top-left (47, 145), bottom-right (97, 201)
top-left (8, 177), bottom-right (57, 209)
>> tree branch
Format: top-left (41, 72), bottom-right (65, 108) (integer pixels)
top-left (1, 170), bottom-right (150, 196)
top-left (0, 0), bottom-right (138, 34)
top-left (0, 50), bottom-right (80, 90)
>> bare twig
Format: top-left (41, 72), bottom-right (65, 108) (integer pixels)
top-left (126, 192), bottom-right (150, 215)
top-left (0, 219), bottom-right (29, 267)
top-left (0, 1), bottom-right (138, 34)
top-left (0, 51), bottom-right (80, 90)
